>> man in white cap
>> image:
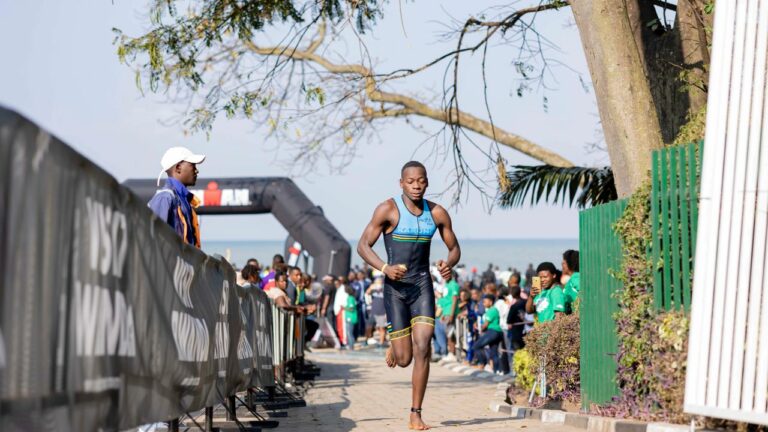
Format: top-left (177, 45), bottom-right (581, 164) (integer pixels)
top-left (148, 146), bottom-right (206, 247)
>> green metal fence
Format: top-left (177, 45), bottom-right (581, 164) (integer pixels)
top-left (579, 199), bottom-right (627, 409)
top-left (578, 141), bottom-right (702, 407)
top-left (650, 141), bottom-right (703, 311)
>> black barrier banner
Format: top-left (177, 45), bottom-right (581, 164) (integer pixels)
top-left (0, 108), bottom-right (275, 431)
top-left (241, 287), bottom-right (276, 389)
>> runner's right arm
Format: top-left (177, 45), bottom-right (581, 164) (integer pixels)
top-left (356, 201), bottom-right (406, 281)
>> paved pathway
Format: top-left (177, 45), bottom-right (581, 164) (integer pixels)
top-left (275, 349), bottom-right (582, 432)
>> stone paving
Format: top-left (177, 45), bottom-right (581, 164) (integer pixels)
top-left (274, 349), bottom-right (583, 431)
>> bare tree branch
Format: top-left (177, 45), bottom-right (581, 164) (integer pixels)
top-left (375, 1), bottom-right (571, 80)
top-left (467, 1), bottom-right (571, 30)
top-left (243, 36), bottom-right (575, 167)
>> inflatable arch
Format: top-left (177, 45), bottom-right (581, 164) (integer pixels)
top-left (124, 177), bottom-right (351, 277)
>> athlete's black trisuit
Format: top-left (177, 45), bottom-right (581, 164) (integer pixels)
top-left (383, 195), bottom-right (438, 340)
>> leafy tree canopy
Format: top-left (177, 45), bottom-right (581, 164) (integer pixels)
top-left (117, 0), bottom-right (383, 92)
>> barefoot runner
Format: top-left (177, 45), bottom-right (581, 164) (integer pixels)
top-left (357, 161), bottom-right (461, 430)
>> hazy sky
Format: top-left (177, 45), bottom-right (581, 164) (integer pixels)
top-left (0, 1), bottom-right (603, 241)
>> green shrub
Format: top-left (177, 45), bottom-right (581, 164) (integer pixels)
top-left (513, 348), bottom-right (535, 390)
top-left (524, 313), bottom-right (581, 402)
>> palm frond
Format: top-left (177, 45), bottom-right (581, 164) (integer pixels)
top-left (498, 165), bottom-right (617, 209)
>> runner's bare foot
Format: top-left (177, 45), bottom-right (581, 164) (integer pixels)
top-left (409, 412), bottom-right (430, 430)
top-left (385, 346), bottom-right (397, 368)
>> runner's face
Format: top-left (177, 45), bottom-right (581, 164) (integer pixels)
top-left (400, 167), bottom-right (428, 201)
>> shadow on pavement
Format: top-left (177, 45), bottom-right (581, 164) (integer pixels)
top-left (440, 416), bottom-right (518, 427)
top-left (279, 359), bottom-right (362, 432)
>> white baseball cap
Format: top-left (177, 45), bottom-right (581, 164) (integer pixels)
top-left (157, 146), bottom-right (206, 185)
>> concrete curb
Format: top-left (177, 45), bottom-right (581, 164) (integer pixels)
top-left (646, 424), bottom-right (692, 432)
top-left (444, 360), bottom-right (704, 432)
top-left (439, 359), bottom-right (509, 383)
top-left (488, 403), bottom-right (710, 432)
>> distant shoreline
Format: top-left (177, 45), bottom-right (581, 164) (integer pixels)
top-left (202, 238), bottom-right (579, 270)
top-left (204, 237), bottom-right (579, 243)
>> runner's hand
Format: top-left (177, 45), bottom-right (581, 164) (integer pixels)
top-left (437, 260), bottom-right (452, 281)
top-left (384, 264), bottom-right (406, 281)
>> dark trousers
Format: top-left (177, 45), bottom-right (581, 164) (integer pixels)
top-left (472, 329), bottom-right (503, 372)
top-left (355, 303), bottom-right (366, 339)
top-left (500, 330), bottom-right (513, 374)
top-left (305, 318), bottom-right (319, 343)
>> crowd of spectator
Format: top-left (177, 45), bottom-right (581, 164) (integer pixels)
top-left (231, 247), bottom-right (580, 375)
top-left (432, 249), bottom-right (580, 376)
top-left (235, 253), bottom-right (388, 350)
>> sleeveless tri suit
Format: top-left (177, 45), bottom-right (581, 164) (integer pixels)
top-left (383, 195), bottom-right (438, 340)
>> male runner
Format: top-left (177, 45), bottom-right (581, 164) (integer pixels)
top-left (357, 161), bottom-right (461, 430)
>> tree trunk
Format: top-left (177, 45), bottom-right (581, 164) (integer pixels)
top-left (629, 0), bottom-right (711, 144)
top-left (672, 0), bottom-right (711, 113)
top-left (571, 0), bottom-right (664, 197)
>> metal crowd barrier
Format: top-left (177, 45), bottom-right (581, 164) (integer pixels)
top-left (184, 301), bottom-right (311, 432)
top-left (270, 302), bottom-right (306, 383)
top-left (454, 316), bottom-right (471, 362)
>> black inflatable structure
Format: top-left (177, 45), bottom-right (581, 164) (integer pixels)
top-left (124, 177), bottom-right (351, 277)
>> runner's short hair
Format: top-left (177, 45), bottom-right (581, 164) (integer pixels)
top-left (401, 161), bottom-right (427, 176)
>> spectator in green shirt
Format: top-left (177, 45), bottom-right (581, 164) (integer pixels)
top-left (471, 294), bottom-right (504, 373)
top-left (344, 285), bottom-right (358, 350)
top-left (434, 273), bottom-right (460, 359)
top-left (561, 250), bottom-right (580, 314)
top-left (525, 262), bottom-right (565, 323)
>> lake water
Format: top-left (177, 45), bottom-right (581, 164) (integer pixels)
top-left (203, 238), bottom-right (578, 272)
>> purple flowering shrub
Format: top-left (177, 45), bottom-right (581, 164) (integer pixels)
top-left (604, 183), bottom-right (695, 424)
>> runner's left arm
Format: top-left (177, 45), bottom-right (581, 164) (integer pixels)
top-left (432, 205), bottom-right (461, 281)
